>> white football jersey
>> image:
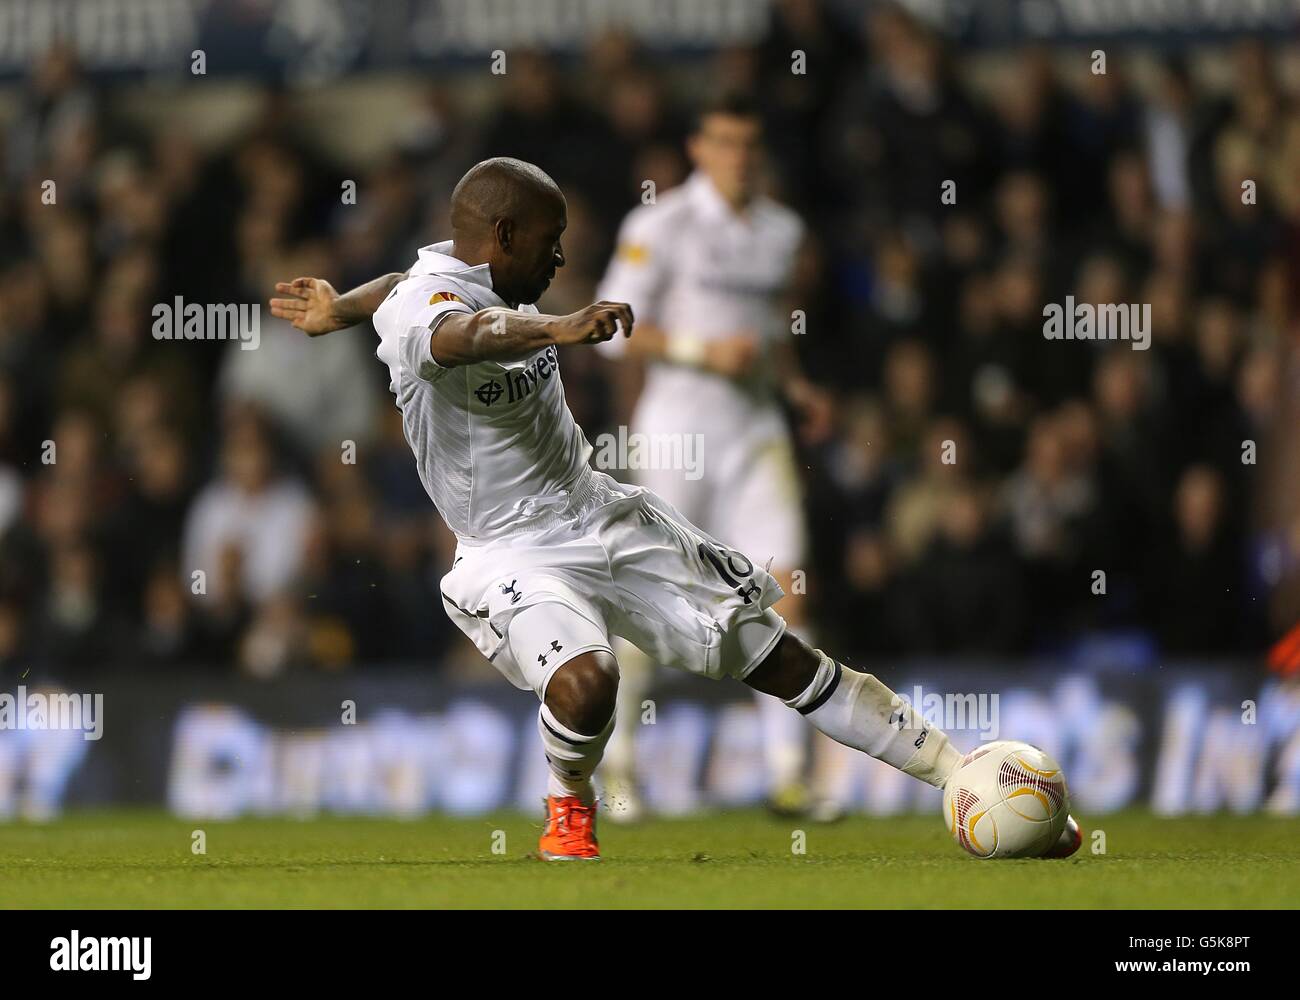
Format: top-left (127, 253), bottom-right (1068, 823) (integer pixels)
top-left (596, 171), bottom-right (804, 435)
top-left (373, 242), bottom-right (592, 542)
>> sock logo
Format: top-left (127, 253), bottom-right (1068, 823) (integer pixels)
top-left (914, 728), bottom-right (929, 750)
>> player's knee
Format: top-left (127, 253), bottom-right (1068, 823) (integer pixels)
top-left (742, 631), bottom-right (819, 701)
top-left (544, 651), bottom-right (619, 736)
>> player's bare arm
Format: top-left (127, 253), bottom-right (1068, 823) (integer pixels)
top-left (428, 300), bottom-right (634, 367)
top-left (273, 266), bottom-right (633, 363)
top-left (269, 272), bottom-right (408, 336)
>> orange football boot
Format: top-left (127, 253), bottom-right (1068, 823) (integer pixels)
top-left (538, 795), bottom-right (601, 861)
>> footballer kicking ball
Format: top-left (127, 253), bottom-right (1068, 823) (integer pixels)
top-left (943, 740), bottom-right (1069, 859)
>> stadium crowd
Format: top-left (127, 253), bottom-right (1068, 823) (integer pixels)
top-left (1, 2), bottom-right (1297, 679)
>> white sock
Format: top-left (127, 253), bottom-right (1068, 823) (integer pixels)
top-left (538, 703), bottom-right (612, 806)
top-left (785, 650), bottom-right (960, 789)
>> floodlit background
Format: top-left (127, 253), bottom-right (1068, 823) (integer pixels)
top-left (0, 0), bottom-right (1299, 820)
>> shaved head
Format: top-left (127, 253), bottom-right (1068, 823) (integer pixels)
top-left (448, 158), bottom-right (567, 306)
top-left (451, 158), bottom-right (562, 237)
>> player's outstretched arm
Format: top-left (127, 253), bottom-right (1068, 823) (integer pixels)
top-left (269, 273), bottom-right (407, 336)
top-left (429, 301), bottom-right (634, 367)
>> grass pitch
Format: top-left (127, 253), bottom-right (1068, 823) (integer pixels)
top-left (1, 809), bottom-right (1296, 909)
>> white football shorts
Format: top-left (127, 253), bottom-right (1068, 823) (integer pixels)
top-left (626, 394), bottom-right (807, 570)
top-left (439, 469), bottom-right (787, 697)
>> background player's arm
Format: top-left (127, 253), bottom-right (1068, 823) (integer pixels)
top-left (771, 327), bottom-right (834, 445)
top-left (270, 273), bottom-right (408, 335)
top-left (599, 212), bottom-right (762, 379)
top-left (774, 235), bottom-right (834, 443)
top-left (618, 321), bottom-right (760, 379)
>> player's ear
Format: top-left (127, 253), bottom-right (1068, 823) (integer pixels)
top-left (494, 217), bottom-right (513, 253)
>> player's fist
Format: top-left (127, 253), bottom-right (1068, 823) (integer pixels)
top-left (552, 301), bottom-right (634, 346)
top-left (704, 332), bottom-right (761, 378)
top-left (270, 277), bottom-right (345, 336)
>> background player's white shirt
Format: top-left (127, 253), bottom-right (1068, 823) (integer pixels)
top-left (596, 171), bottom-right (804, 440)
top-left (373, 241), bottom-right (592, 542)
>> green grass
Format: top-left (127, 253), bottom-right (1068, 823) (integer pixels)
top-left (0, 809), bottom-right (1296, 908)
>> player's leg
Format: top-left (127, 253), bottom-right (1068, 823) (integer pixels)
top-left (540, 649), bottom-right (619, 800)
top-left (739, 620), bottom-right (1081, 856)
top-left (505, 601), bottom-right (618, 860)
top-left (739, 623), bottom-right (962, 789)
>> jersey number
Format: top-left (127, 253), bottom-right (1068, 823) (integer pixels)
top-left (697, 542), bottom-right (761, 604)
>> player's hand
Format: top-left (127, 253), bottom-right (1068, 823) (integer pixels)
top-left (270, 277), bottom-right (345, 336)
top-left (704, 332), bottom-right (761, 378)
top-left (552, 301), bottom-right (634, 346)
top-left (786, 375), bottom-right (835, 445)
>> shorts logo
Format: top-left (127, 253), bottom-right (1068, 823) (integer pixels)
top-left (538, 640), bottom-right (563, 668)
top-left (500, 580), bottom-right (522, 604)
top-left (476, 379), bottom-right (504, 406)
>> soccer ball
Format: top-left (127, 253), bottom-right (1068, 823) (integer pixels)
top-left (942, 740), bottom-right (1069, 859)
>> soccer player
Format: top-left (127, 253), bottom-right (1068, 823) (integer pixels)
top-left (594, 93), bottom-right (835, 820)
top-left (270, 157), bottom-right (1080, 861)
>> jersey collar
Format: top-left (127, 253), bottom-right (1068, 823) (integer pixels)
top-left (412, 240), bottom-right (496, 291)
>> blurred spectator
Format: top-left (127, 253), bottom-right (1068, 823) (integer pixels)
top-left (1147, 465), bottom-right (1245, 653)
top-left (1002, 414), bottom-right (1097, 639)
top-left (136, 562), bottom-right (203, 667)
top-left (181, 413), bottom-right (314, 605)
top-left (894, 482), bottom-right (1026, 654)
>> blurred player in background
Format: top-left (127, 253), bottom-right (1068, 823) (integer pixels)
top-left (596, 93), bottom-right (838, 820)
